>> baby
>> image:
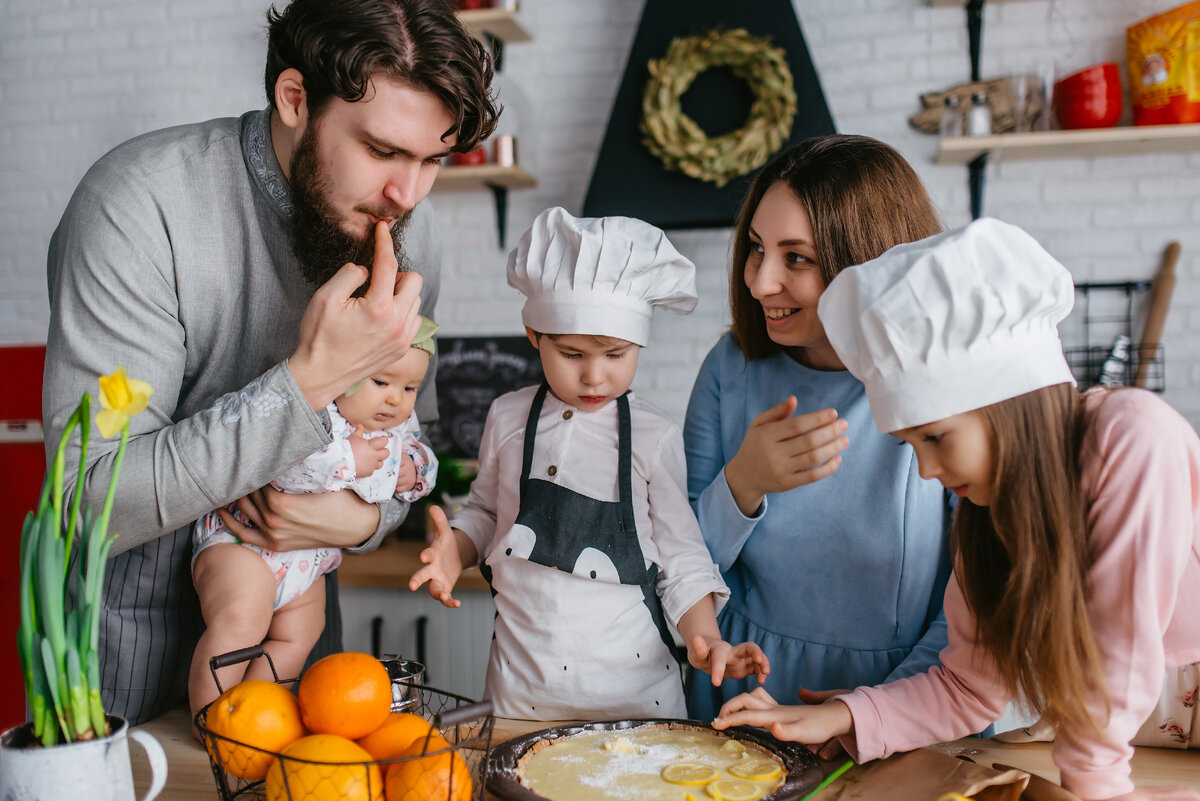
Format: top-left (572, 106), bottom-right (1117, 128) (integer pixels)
top-left (187, 316), bottom-right (439, 717)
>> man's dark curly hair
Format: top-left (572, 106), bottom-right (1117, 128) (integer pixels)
top-left (264, 0), bottom-right (499, 152)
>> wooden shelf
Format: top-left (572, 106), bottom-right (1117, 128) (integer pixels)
top-left (457, 7), bottom-right (531, 42)
top-left (432, 163), bottom-right (536, 191)
top-left (935, 123), bottom-right (1200, 164)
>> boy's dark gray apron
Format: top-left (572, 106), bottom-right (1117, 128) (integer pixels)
top-left (480, 383), bottom-right (683, 719)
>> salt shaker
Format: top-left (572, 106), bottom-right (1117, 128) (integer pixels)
top-left (940, 95), bottom-right (963, 137)
top-left (967, 91), bottom-right (992, 136)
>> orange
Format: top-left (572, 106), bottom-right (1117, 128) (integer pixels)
top-left (384, 737), bottom-right (472, 801)
top-left (356, 712), bottom-right (436, 761)
top-left (265, 733), bottom-right (384, 801)
top-left (204, 679), bottom-right (306, 780)
top-left (298, 651), bottom-right (392, 739)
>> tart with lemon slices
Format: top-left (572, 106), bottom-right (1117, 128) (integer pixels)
top-left (515, 723), bottom-right (786, 801)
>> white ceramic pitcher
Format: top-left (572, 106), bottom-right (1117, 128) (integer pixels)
top-left (0, 715), bottom-right (167, 801)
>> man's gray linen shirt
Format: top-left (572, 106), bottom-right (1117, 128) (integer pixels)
top-left (42, 109), bottom-right (441, 724)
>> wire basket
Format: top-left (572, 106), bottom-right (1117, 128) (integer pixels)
top-left (195, 646), bottom-right (493, 801)
top-left (1061, 280), bottom-right (1166, 392)
top-left (1064, 342), bottom-right (1164, 392)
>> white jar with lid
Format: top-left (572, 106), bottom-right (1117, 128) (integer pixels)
top-left (967, 91), bottom-right (992, 136)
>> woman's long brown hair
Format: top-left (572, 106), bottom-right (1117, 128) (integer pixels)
top-left (954, 383), bottom-right (1108, 731)
top-left (728, 135), bottom-right (942, 361)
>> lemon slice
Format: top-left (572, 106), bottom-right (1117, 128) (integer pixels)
top-left (706, 778), bottom-right (764, 801)
top-left (729, 756), bottom-right (782, 781)
top-left (662, 762), bottom-right (720, 786)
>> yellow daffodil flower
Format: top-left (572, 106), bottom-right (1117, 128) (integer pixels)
top-left (95, 367), bottom-right (153, 438)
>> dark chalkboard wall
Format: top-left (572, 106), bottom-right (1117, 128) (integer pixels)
top-left (582, 0), bottom-right (835, 229)
top-left (426, 336), bottom-right (544, 459)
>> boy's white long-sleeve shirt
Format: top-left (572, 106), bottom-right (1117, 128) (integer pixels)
top-left (840, 388), bottom-right (1200, 800)
top-left (451, 385), bottom-right (728, 627)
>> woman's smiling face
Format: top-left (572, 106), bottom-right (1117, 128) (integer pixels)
top-left (744, 182), bottom-right (841, 369)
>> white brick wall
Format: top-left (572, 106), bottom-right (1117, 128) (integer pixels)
top-left (2, 0), bottom-right (1197, 427)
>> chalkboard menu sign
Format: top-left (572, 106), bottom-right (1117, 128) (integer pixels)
top-left (425, 336), bottom-right (544, 459)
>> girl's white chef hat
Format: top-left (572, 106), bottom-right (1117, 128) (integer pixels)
top-left (818, 217), bottom-right (1076, 433)
top-left (507, 206), bottom-right (697, 346)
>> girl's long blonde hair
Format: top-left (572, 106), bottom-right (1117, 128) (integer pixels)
top-left (954, 383), bottom-right (1108, 731)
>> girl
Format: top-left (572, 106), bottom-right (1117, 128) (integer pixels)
top-left (714, 218), bottom-right (1200, 801)
top-left (684, 135), bottom-right (955, 721)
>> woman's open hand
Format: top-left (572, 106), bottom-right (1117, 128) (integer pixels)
top-left (724, 397), bottom-right (849, 516)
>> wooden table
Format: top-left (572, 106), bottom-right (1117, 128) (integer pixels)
top-left (134, 706), bottom-right (1200, 800)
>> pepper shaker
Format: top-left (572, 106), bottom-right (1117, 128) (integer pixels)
top-left (940, 94), bottom-right (964, 137)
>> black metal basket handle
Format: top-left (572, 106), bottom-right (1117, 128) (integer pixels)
top-left (208, 645), bottom-right (282, 694)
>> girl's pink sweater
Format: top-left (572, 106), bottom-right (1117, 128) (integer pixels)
top-left (840, 389), bottom-right (1200, 800)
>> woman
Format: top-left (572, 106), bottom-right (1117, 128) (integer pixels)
top-left (715, 218), bottom-right (1200, 801)
top-left (684, 135), bottom-right (955, 721)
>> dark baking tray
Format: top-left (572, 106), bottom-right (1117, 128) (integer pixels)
top-left (486, 718), bottom-right (823, 801)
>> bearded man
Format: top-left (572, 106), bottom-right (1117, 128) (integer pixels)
top-left (41, 0), bottom-right (498, 725)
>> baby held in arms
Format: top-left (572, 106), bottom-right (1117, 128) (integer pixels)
top-left (188, 318), bottom-right (440, 722)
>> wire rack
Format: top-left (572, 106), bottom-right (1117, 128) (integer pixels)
top-left (195, 647), bottom-right (493, 801)
top-left (1062, 281), bottom-right (1165, 392)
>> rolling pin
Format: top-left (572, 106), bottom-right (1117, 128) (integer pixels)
top-left (1134, 241), bottom-right (1179, 388)
top-left (992, 763), bottom-right (1082, 801)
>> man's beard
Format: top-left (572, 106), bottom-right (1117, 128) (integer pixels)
top-left (288, 123), bottom-right (412, 288)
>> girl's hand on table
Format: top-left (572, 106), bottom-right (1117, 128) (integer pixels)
top-left (797, 688), bottom-right (850, 759)
top-left (688, 635), bottom-right (770, 686)
top-left (724, 397), bottom-right (849, 517)
top-left (713, 687), bottom-right (854, 751)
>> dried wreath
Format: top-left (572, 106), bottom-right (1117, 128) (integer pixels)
top-left (641, 29), bottom-right (797, 187)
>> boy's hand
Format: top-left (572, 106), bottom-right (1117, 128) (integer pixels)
top-left (409, 505), bottom-right (464, 608)
top-left (687, 635), bottom-right (770, 686)
top-left (350, 424), bottom-right (388, 477)
top-left (394, 452), bottom-right (418, 494)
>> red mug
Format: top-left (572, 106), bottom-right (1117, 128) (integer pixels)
top-left (1053, 63), bottom-right (1122, 129)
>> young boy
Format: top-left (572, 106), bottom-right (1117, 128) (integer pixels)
top-left (188, 317), bottom-right (439, 719)
top-left (411, 208), bottom-right (768, 720)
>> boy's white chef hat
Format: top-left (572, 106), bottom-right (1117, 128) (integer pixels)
top-left (817, 217), bottom-right (1076, 433)
top-left (507, 206), bottom-right (697, 346)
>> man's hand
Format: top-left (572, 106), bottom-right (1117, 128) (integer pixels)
top-left (350, 425), bottom-right (388, 477)
top-left (724, 397), bottom-right (849, 516)
top-left (221, 485), bottom-right (380, 551)
top-left (289, 222), bottom-right (424, 411)
top-left (409, 505), bottom-right (475, 608)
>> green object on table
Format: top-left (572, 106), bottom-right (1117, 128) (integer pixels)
top-left (800, 758), bottom-right (855, 801)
